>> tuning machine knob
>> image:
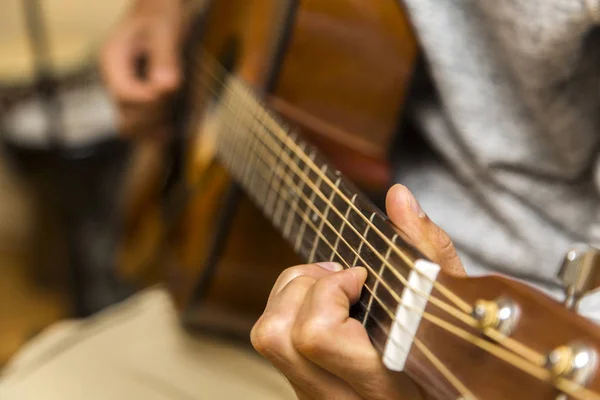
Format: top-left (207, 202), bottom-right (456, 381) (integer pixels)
top-left (471, 297), bottom-right (519, 336)
top-left (545, 343), bottom-right (597, 386)
top-left (558, 244), bottom-right (600, 310)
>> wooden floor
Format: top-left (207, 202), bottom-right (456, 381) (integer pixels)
top-left (0, 251), bottom-right (69, 367)
top-left (0, 150), bottom-right (70, 367)
top-left (0, 159), bottom-right (70, 367)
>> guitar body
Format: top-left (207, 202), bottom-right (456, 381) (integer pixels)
top-left (153, 0), bottom-right (417, 337)
top-left (117, 2), bottom-right (600, 398)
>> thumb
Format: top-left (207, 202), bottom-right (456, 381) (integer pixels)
top-left (385, 184), bottom-right (465, 277)
top-left (150, 23), bottom-right (181, 93)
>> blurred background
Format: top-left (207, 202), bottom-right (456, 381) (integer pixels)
top-left (0, 0), bottom-right (132, 366)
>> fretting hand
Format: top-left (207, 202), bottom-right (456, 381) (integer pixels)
top-left (100, 0), bottom-right (184, 137)
top-left (251, 184), bottom-right (466, 399)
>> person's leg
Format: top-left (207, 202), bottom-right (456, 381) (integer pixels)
top-left (0, 287), bottom-right (295, 400)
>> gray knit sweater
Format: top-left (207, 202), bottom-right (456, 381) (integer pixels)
top-left (398, 0), bottom-right (600, 319)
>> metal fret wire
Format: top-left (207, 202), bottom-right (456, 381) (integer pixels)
top-left (196, 55), bottom-right (480, 316)
top-left (211, 84), bottom-right (595, 399)
top-left (215, 92), bottom-right (598, 399)
top-left (204, 65), bottom-right (553, 371)
top-left (234, 92), bottom-right (474, 314)
top-left (193, 55), bottom-right (473, 323)
top-left (217, 83), bottom-right (438, 317)
top-left (192, 57), bottom-right (546, 376)
top-left (228, 80), bottom-right (484, 326)
top-left (189, 53), bottom-right (598, 399)
top-left (217, 102), bottom-right (476, 398)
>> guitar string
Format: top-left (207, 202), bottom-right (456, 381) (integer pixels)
top-left (194, 51), bottom-right (539, 357)
top-left (195, 63), bottom-right (471, 320)
top-left (215, 106), bottom-right (596, 400)
top-left (214, 99), bottom-right (522, 371)
top-left (222, 114), bottom-right (474, 396)
top-left (218, 102), bottom-right (600, 400)
top-left (191, 56), bottom-right (550, 367)
top-left (365, 308), bottom-right (479, 400)
top-left (211, 80), bottom-right (473, 328)
top-left (350, 295), bottom-right (477, 398)
top-left (190, 63), bottom-right (549, 367)
top-left (221, 118), bottom-right (477, 399)
top-left (185, 53), bottom-right (596, 397)
top-left (178, 65), bottom-right (471, 396)
top-left (194, 51), bottom-right (472, 315)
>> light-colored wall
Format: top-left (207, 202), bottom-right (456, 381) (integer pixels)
top-left (0, 0), bottom-right (129, 83)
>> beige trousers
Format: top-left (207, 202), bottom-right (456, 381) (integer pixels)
top-left (0, 288), bottom-right (296, 400)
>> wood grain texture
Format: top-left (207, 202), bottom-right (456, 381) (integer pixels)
top-left (118, 1), bottom-right (600, 397)
top-left (161, 0), bottom-right (418, 336)
top-left (404, 273), bottom-right (600, 399)
top-left (166, 0), bottom-right (297, 320)
top-left (272, 0), bottom-right (417, 192)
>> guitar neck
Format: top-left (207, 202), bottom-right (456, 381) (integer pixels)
top-left (199, 72), bottom-right (600, 400)
top-left (216, 79), bottom-right (405, 258)
top-left (212, 77), bottom-right (425, 341)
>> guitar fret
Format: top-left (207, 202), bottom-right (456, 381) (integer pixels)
top-left (307, 167), bottom-right (334, 264)
top-left (243, 106), bottom-right (264, 195)
top-left (217, 91), bottom-right (233, 167)
top-left (238, 95), bottom-right (252, 184)
top-left (362, 233), bottom-right (398, 326)
top-left (212, 81), bottom-right (457, 378)
top-left (239, 86), bottom-right (264, 202)
top-left (330, 193), bottom-right (357, 262)
top-left (264, 130), bottom-right (286, 218)
top-left (294, 151), bottom-right (317, 252)
top-left (214, 102), bottom-right (230, 167)
top-left (252, 103), bottom-right (283, 213)
top-left (273, 136), bottom-right (295, 228)
top-left (352, 213), bottom-right (377, 266)
top-left (283, 136), bottom-right (303, 240)
top-left (242, 121), bottom-right (292, 231)
top-left (242, 125), bottom-right (259, 196)
top-left (227, 83), bottom-right (246, 178)
top-left (300, 163), bottom-right (325, 257)
top-left (250, 112), bottom-right (272, 206)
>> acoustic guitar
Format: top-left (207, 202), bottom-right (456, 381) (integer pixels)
top-left (118, 0), bottom-right (600, 399)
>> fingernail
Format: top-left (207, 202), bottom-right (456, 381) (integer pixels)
top-left (316, 262), bottom-right (344, 272)
top-left (350, 266), bottom-right (368, 284)
top-left (402, 186), bottom-right (426, 218)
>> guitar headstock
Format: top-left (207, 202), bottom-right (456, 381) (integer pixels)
top-left (384, 246), bottom-right (600, 400)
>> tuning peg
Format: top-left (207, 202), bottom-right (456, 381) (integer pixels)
top-left (545, 342), bottom-right (597, 387)
top-left (558, 244), bottom-right (600, 310)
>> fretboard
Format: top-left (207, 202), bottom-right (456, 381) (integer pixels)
top-left (211, 77), bottom-right (424, 351)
